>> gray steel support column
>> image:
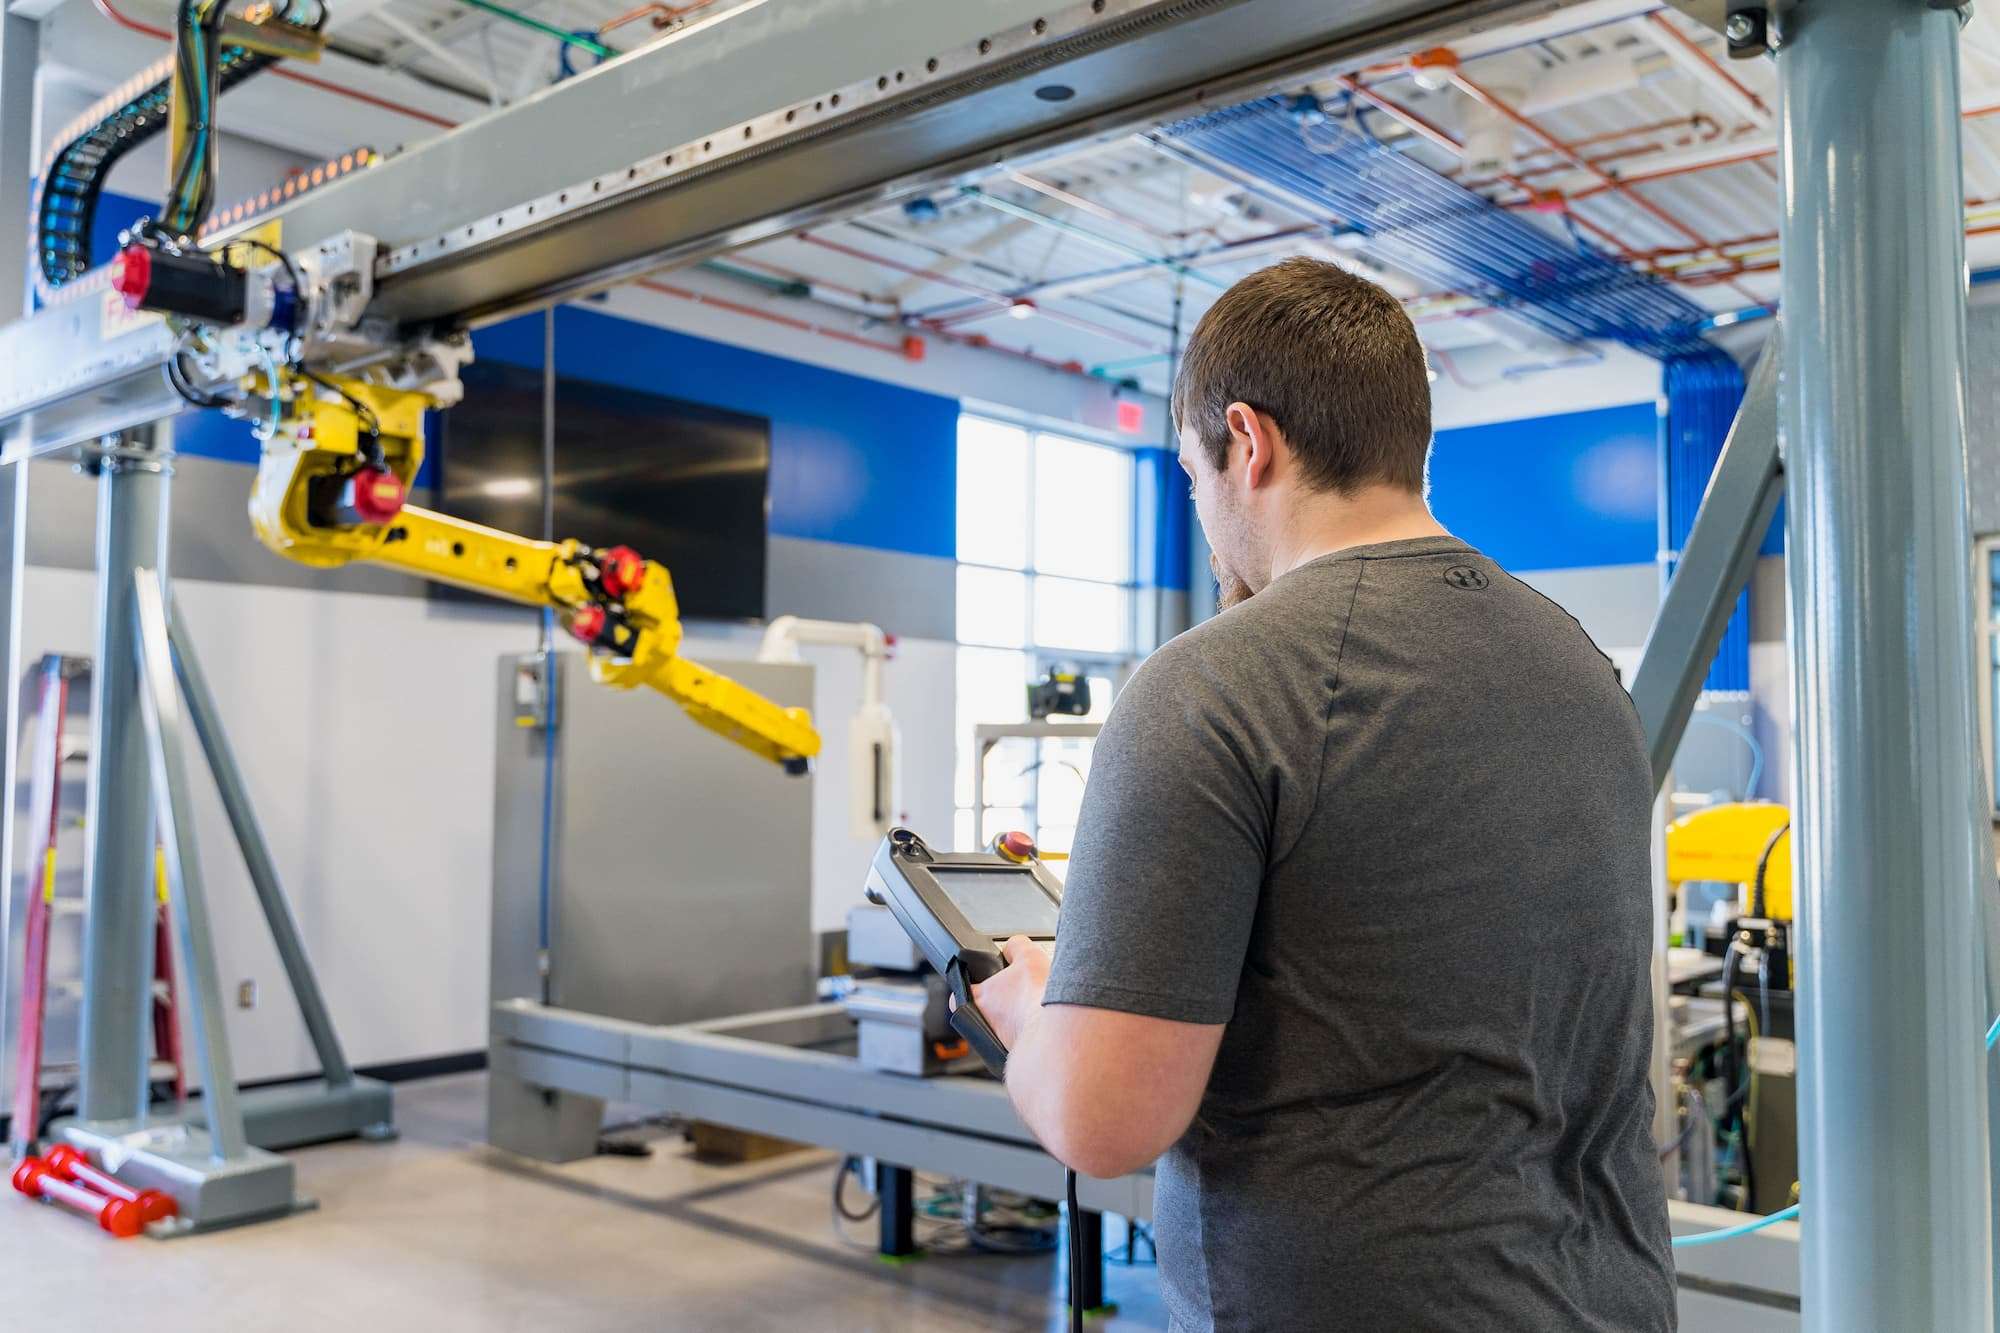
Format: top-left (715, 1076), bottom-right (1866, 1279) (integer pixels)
top-left (0, 4), bottom-right (39, 1087)
top-left (76, 429), bottom-right (171, 1123)
top-left (0, 11), bottom-right (37, 322)
top-left (132, 569), bottom-right (246, 1161)
top-left (1988, 852), bottom-right (2000, 1332)
top-left (167, 595), bottom-right (354, 1088)
top-left (1777, 2), bottom-right (1993, 1328)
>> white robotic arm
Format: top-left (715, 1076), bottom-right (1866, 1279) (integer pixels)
top-left (758, 618), bottom-right (900, 837)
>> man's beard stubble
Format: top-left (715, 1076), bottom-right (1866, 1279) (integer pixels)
top-left (1212, 553), bottom-right (1254, 611)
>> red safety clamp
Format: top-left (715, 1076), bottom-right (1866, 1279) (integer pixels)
top-left (11, 1157), bottom-right (147, 1238)
top-left (45, 1145), bottom-right (176, 1224)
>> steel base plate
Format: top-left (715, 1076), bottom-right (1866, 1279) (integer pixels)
top-left (57, 1118), bottom-right (301, 1231)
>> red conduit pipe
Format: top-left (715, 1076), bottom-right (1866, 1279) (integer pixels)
top-left (1555, 99), bottom-right (2000, 203)
top-left (1643, 194), bottom-right (1998, 263)
top-left (1508, 114), bottom-right (1717, 165)
top-left (1644, 13), bottom-right (1771, 121)
top-left (1460, 117), bottom-right (1728, 191)
top-left (1337, 75), bottom-right (1651, 264)
top-left (1448, 72), bottom-right (1721, 253)
top-left (598, 0), bottom-right (715, 36)
top-left (1447, 69), bottom-right (1765, 305)
top-left (93, 0), bottom-right (460, 130)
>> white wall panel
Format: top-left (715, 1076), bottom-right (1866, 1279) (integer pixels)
top-left (14, 566), bottom-right (958, 1079)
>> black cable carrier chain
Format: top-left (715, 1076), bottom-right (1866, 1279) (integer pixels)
top-left (35, 44), bottom-right (281, 292)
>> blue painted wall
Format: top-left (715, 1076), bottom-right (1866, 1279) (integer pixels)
top-left (1134, 447), bottom-right (1191, 592)
top-left (1430, 402), bottom-right (1662, 571)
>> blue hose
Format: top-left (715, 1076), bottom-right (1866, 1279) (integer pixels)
top-left (1673, 1203), bottom-right (1800, 1248)
top-left (1684, 711), bottom-right (1764, 799)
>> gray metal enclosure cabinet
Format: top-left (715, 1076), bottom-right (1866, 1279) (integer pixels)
top-left (488, 653), bottom-right (815, 1027)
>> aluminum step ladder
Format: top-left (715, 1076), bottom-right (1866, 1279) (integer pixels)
top-left (7, 655), bottom-right (184, 1159)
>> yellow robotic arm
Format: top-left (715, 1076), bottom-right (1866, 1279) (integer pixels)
top-left (245, 372), bottom-right (820, 772)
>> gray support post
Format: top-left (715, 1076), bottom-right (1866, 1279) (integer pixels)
top-left (167, 594), bottom-right (355, 1089)
top-left (1777, 3), bottom-right (1994, 1328)
top-left (1988, 852), bottom-right (2000, 1333)
top-left (0, 4), bottom-right (39, 1107)
top-left (1627, 337), bottom-right (1782, 794)
top-left (0, 11), bottom-right (37, 322)
top-left (130, 569), bottom-right (246, 1162)
top-left (76, 429), bottom-right (171, 1124)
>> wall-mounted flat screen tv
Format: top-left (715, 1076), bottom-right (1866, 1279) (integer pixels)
top-left (434, 360), bottom-right (771, 621)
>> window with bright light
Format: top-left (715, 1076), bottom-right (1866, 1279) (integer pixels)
top-left (954, 415), bottom-right (1135, 852)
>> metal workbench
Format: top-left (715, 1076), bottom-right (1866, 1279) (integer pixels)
top-left (490, 999), bottom-right (1152, 1218)
top-left (489, 997), bottom-right (1152, 1308)
top-left (491, 993), bottom-right (1801, 1327)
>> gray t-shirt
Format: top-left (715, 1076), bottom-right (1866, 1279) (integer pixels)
top-left (1044, 535), bottom-right (1675, 1333)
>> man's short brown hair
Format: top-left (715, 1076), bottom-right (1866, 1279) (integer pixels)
top-left (1172, 257), bottom-right (1433, 492)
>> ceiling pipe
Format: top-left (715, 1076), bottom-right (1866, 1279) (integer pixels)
top-left (958, 185), bottom-right (1230, 292)
top-left (1334, 74), bottom-right (1648, 263)
top-left (799, 232), bottom-right (1165, 352)
top-left (598, 1), bottom-right (717, 37)
top-left (1444, 67), bottom-right (1763, 304)
top-left (1551, 99), bottom-right (2000, 202)
top-left (1459, 114), bottom-right (1722, 189)
top-left (91, 0), bottom-right (461, 129)
top-left (1003, 170), bottom-right (1197, 243)
top-left (1640, 11), bottom-right (1772, 126)
top-left (448, 0), bottom-right (613, 59)
top-left (1448, 69), bottom-right (1722, 253)
top-left (843, 215), bottom-right (1173, 334)
top-left (909, 223), bottom-right (1320, 318)
top-left (632, 277), bottom-right (920, 359)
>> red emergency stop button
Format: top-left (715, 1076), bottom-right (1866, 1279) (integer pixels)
top-left (110, 245), bottom-right (152, 310)
top-left (345, 467), bottom-right (405, 524)
top-left (567, 604), bottom-right (607, 645)
top-left (599, 545), bottom-right (644, 599)
top-left (994, 830), bottom-right (1038, 863)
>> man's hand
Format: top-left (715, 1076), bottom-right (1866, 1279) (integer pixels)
top-left (968, 935), bottom-right (1052, 1050)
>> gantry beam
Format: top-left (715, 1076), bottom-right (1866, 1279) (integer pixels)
top-left (1, 0), bottom-right (1551, 458)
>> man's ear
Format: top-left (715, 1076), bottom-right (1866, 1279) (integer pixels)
top-left (1224, 402), bottom-right (1280, 490)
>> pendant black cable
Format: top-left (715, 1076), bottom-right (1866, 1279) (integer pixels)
top-left (1066, 1167), bottom-right (1082, 1333)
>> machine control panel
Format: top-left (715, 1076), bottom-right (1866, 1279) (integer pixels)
top-left (862, 827), bottom-right (1063, 1077)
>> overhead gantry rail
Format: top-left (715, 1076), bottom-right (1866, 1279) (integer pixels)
top-left (1, 0), bottom-right (1578, 459)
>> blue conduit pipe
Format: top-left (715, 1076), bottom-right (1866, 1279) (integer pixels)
top-left (1154, 96), bottom-right (1716, 358)
top-left (1662, 351), bottom-right (1752, 695)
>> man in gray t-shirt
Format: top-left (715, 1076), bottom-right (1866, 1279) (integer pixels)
top-left (971, 259), bottom-right (1675, 1332)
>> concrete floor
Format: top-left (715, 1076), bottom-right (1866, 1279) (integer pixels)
top-left (3, 1073), bottom-right (1167, 1332)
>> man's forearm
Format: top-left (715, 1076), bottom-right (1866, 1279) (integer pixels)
top-left (1003, 1005), bottom-right (1091, 1169)
top-left (971, 938), bottom-right (1222, 1177)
